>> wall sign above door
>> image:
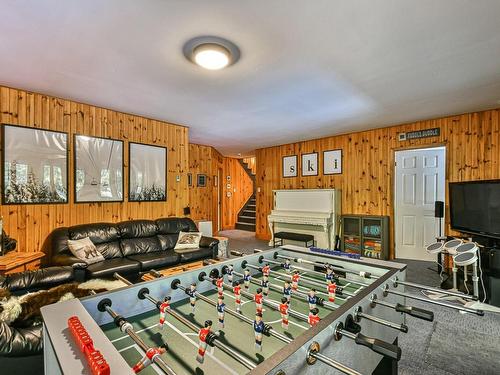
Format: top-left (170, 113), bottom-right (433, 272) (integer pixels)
top-left (398, 127), bottom-right (440, 141)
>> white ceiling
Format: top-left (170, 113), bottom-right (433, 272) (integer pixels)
top-left (1, 1), bottom-right (500, 156)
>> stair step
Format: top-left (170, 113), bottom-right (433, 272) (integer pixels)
top-left (235, 222), bottom-right (256, 232)
top-left (238, 216), bottom-right (256, 224)
top-left (243, 210), bottom-right (256, 214)
top-left (247, 204), bottom-right (256, 208)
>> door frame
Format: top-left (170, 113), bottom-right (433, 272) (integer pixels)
top-left (393, 144), bottom-right (447, 260)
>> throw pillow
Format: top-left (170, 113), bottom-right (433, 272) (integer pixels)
top-left (67, 237), bottom-right (105, 264)
top-left (174, 231), bottom-right (202, 250)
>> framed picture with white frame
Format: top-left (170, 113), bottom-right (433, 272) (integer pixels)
top-left (301, 152), bottom-right (318, 176)
top-left (323, 149), bottom-right (342, 175)
top-left (282, 155), bottom-right (297, 178)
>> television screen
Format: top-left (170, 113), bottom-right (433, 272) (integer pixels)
top-left (449, 180), bottom-right (500, 239)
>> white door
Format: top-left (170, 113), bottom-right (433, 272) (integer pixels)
top-left (395, 147), bottom-right (445, 261)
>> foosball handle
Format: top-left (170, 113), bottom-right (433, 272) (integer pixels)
top-left (395, 303), bottom-right (434, 322)
top-left (354, 333), bottom-right (402, 361)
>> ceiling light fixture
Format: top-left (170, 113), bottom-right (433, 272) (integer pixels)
top-left (183, 36), bottom-right (240, 70)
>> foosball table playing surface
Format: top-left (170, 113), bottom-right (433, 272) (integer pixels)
top-left (41, 245), bottom-right (444, 375)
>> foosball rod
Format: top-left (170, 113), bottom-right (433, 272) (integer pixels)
top-left (260, 256), bottom-right (370, 288)
top-left (113, 273), bottom-right (257, 370)
top-left (306, 342), bottom-right (362, 375)
top-left (171, 279), bottom-right (293, 344)
top-left (369, 294), bottom-right (434, 322)
top-left (274, 253), bottom-right (376, 282)
top-left (353, 306), bottom-right (408, 333)
top-left (243, 261), bottom-right (353, 299)
top-left (96, 298), bottom-right (177, 375)
top-left (391, 276), bottom-right (477, 301)
top-left (201, 271), bottom-right (309, 321)
top-left (382, 284), bottom-right (484, 316)
top-left (334, 320), bottom-right (401, 361)
top-left (198, 274), bottom-right (363, 375)
top-left (241, 262), bottom-right (341, 309)
top-left (230, 269), bottom-right (326, 314)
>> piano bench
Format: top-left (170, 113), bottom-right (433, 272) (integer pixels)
top-left (273, 232), bottom-right (315, 248)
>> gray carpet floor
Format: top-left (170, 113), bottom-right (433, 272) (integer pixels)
top-left (220, 230), bottom-right (500, 375)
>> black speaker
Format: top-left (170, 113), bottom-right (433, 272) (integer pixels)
top-left (434, 201), bottom-right (444, 218)
top-left (183, 206), bottom-right (191, 215)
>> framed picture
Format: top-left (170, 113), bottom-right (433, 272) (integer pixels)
top-left (282, 155), bottom-right (298, 178)
top-left (74, 135), bottom-right (124, 202)
top-left (187, 173), bottom-right (193, 187)
top-left (197, 174), bottom-right (207, 187)
top-left (129, 142), bottom-right (167, 201)
top-left (323, 149), bottom-right (342, 175)
top-left (301, 152), bottom-right (318, 176)
top-left (2, 124), bottom-right (68, 204)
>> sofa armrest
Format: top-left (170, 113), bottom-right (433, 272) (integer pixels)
top-left (51, 254), bottom-right (88, 269)
top-left (199, 236), bottom-right (219, 249)
top-left (0, 322), bottom-right (43, 357)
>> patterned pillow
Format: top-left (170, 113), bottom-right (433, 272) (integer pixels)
top-left (67, 237), bottom-right (105, 264)
top-left (174, 231), bottom-right (202, 250)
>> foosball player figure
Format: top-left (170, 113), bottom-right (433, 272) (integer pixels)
top-left (186, 283), bottom-right (197, 313)
top-left (253, 312), bottom-right (265, 351)
top-left (308, 308), bottom-right (320, 327)
top-left (132, 345), bottom-right (167, 373)
top-left (216, 295), bottom-right (226, 328)
top-left (283, 280), bottom-right (292, 304)
top-left (291, 270), bottom-right (300, 290)
top-left (158, 296), bottom-right (171, 330)
top-left (261, 263), bottom-right (271, 277)
top-left (279, 297), bottom-right (289, 330)
top-left (327, 279), bottom-right (337, 302)
top-left (196, 320), bottom-right (213, 364)
top-left (283, 258), bottom-right (291, 273)
top-left (261, 275), bottom-right (270, 296)
top-left (226, 264), bottom-right (234, 283)
top-left (243, 269), bottom-right (251, 289)
top-left (254, 288), bottom-right (263, 314)
top-left (233, 280), bottom-right (242, 312)
top-left (215, 277), bottom-right (224, 297)
top-left (325, 266), bottom-right (336, 283)
top-left (307, 288), bottom-right (317, 310)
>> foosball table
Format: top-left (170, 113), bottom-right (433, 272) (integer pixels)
top-left (41, 245), bottom-right (483, 375)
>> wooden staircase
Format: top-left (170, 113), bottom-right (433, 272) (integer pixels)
top-left (235, 159), bottom-right (256, 232)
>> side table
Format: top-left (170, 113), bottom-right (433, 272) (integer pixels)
top-left (213, 236), bottom-right (229, 259)
top-left (0, 251), bottom-right (45, 276)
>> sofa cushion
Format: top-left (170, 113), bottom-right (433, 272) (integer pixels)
top-left (120, 237), bottom-right (162, 256)
top-left (127, 251), bottom-right (180, 271)
top-left (177, 247), bottom-right (214, 263)
top-left (156, 218), bottom-right (197, 234)
top-left (95, 241), bottom-right (123, 259)
top-left (118, 220), bottom-right (158, 239)
top-left (0, 266), bottom-right (74, 293)
top-left (69, 223), bottom-right (120, 244)
top-left (85, 258), bottom-right (140, 279)
top-left (158, 234), bottom-right (177, 251)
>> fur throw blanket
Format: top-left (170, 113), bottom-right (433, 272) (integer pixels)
top-left (0, 279), bottom-right (126, 327)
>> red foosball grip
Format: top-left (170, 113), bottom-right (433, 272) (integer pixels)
top-left (68, 316), bottom-right (110, 375)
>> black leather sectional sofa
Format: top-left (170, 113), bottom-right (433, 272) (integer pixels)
top-left (43, 217), bottom-right (219, 279)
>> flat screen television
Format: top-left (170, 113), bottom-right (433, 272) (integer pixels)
top-left (449, 180), bottom-right (500, 239)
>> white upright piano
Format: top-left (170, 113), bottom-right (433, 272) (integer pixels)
top-left (267, 189), bottom-right (341, 249)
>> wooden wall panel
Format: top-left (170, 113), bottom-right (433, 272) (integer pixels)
top-left (0, 86), bottom-right (189, 256)
top-left (188, 144), bottom-right (214, 224)
top-left (222, 158), bottom-right (254, 229)
top-left (255, 109), bottom-right (500, 259)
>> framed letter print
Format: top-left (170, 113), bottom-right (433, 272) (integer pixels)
top-left (2, 124), bottom-right (68, 204)
top-left (282, 155), bottom-right (297, 178)
top-left (74, 135), bottom-right (123, 202)
top-left (301, 152), bottom-right (318, 176)
top-left (323, 149), bottom-right (342, 175)
top-left (197, 174), bottom-right (207, 187)
top-left (129, 142), bottom-right (167, 201)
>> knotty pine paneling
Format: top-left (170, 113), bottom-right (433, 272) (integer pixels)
top-left (189, 144), bottom-right (253, 232)
top-left (222, 157), bottom-right (254, 229)
top-left (255, 109), bottom-right (500, 259)
top-left (0, 86), bottom-right (189, 257)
